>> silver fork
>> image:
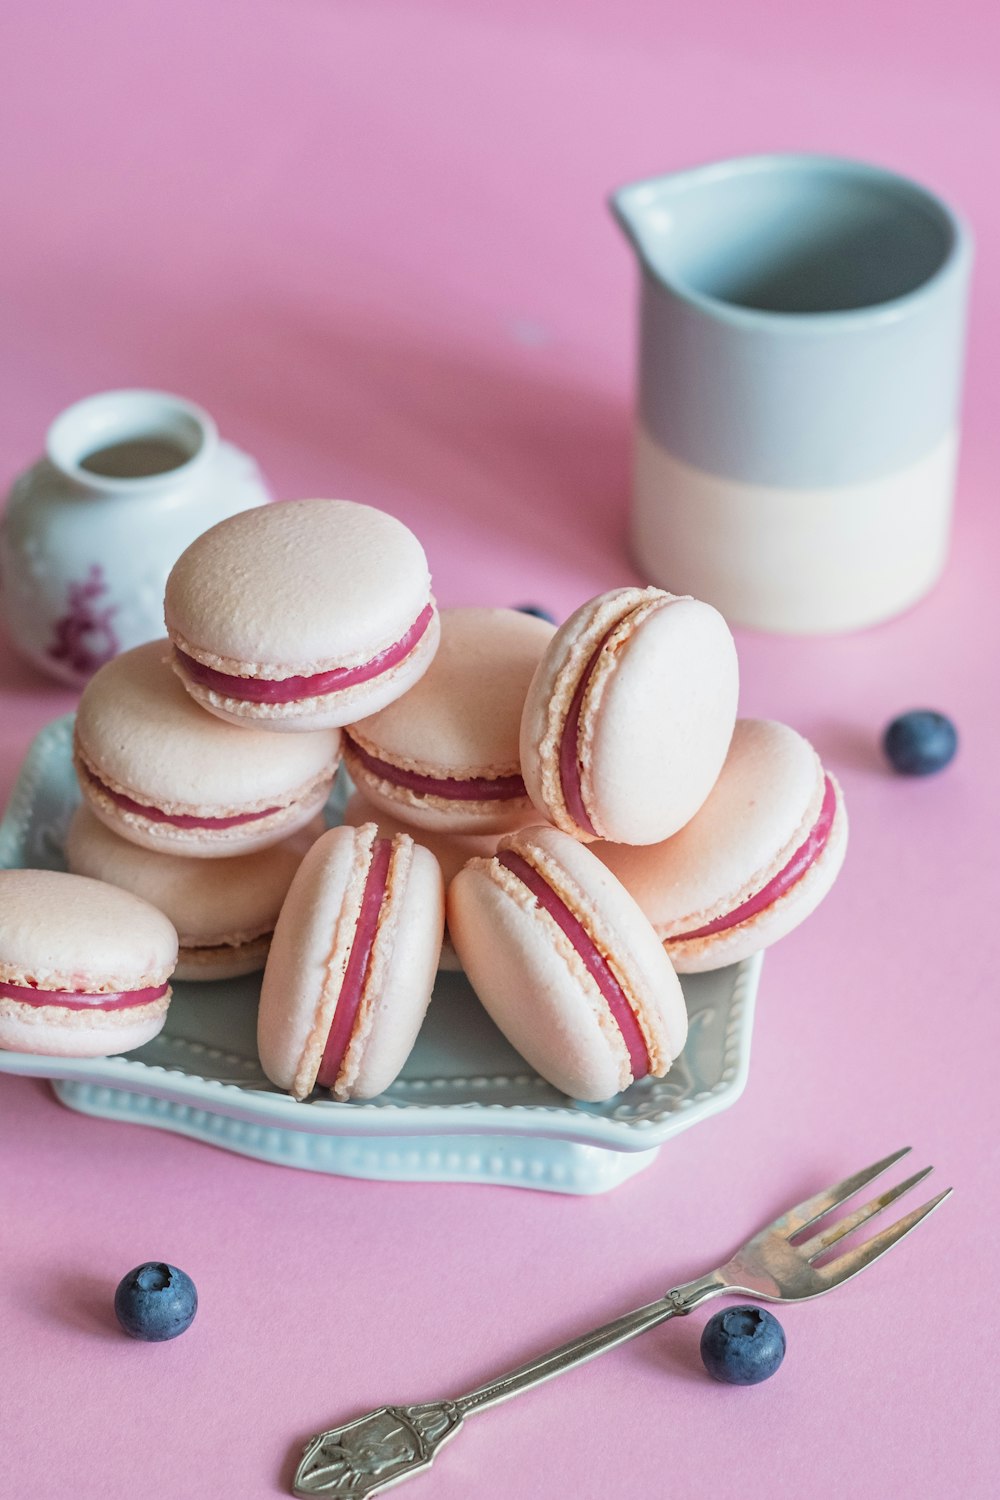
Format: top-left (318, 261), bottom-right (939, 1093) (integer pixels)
top-left (293, 1147), bottom-right (949, 1497)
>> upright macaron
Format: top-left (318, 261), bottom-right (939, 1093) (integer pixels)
top-left (74, 641), bottom-right (340, 858)
top-left (594, 720), bottom-right (848, 971)
top-left (65, 806), bottom-right (324, 981)
top-left (0, 869), bottom-right (178, 1057)
top-left (520, 587), bottom-right (738, 844)
top-left (164, 499), bottom-right (440, 731)
top-left (257, 823), bottom-right (444, 1100)
top-left (448, 826), bottom-right (688, 1102)
top-left (343, 606), bottom-right (555, 833)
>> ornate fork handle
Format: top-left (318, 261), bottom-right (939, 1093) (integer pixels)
top-left (293, 1273), bottom-right (725, 1497)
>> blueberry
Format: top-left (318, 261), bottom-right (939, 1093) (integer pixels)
top-left (114, 1262), bottom-right (197, 1341)
top-left (700, 1305), bottom-right (785, 1385)
top-left (514, 604), bottom-right (558, 624)
top-left (882, 710), bottom-right (957, 776)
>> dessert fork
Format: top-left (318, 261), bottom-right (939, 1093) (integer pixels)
top-left (293, 1146), bottom-right (949, 1497)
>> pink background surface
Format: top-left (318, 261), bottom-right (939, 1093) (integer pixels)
top-left (1, 2), bottom-right (997, 1496)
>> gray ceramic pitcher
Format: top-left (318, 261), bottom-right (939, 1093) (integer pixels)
top-left (611, 154), bottom-right (972, 633)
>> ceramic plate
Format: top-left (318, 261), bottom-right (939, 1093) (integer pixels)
top-left (0, 716), bottom-right (760, 1194)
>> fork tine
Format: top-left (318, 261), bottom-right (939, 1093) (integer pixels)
top-left (796, 1166), bottom-right (934, 1262)
top-left (779, 1146), bottom-right (912, 1237)
top-left (815, 1188), bottom-right (952, 1288)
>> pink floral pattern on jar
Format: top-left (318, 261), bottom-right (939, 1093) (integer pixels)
top-left (46, 564), bottom-right (120, 679)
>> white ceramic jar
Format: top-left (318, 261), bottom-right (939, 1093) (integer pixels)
top-left (0, 390), bottom-right (271, 686)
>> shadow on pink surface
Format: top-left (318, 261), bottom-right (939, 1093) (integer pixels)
top-left (793, 719), bottom-right (889, 778)
top-left (35, 1269), bottom-right (121, 1342)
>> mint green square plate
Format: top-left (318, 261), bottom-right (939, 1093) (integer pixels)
top-left (0, 716), bottom-right (760, 1194)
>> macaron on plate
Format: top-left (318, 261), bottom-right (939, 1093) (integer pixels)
top-left (164, 499), bottom-right (440, 731)
top-left (0, 715), bottom-right (761, 1195)
top-left (74, 641), bottom-right (340, 857)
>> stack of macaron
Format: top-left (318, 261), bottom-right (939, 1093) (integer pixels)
top-left (0, 500), bottom-right (433, 1062)
top-left (0, 497), bottom-right (848, 1105)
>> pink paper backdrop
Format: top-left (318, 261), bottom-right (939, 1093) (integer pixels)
top-left (0, 3), bottom-right (996, 1496)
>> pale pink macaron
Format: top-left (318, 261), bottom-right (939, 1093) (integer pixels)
top-left (343, 790), bottom-right (498, 970)
top-left (594, 720), bottom-right (848, 972)
top-left (74, 641), bottom-right (340, 858)
top-left (448, 825), bottom-right (688, 1103)
top-left (0, 869), bottom-right (178, 1057)
top-left (519, 586), bottom-right (739, 845)
top-left (65, 806), bottom-right (324, 981)
top-left (343, 606), bottom-right (556, 833)
top-left (257, 823), bottom-right (444, 1100)
top-left (164, 499), bottom-right (440, 731)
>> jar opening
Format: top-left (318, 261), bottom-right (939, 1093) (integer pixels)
top-left (79, 436), bottom-right (192, 478)
top-left (47, 390), bottom-right (216, 488)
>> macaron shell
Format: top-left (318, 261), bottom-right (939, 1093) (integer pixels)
top-left (596, 721), bottom-right (824, 926)
top-left (345, 607), bottom-right (555, 831)
top-left (593, 720), bottom-right (849, 970)
top-left (258, 827), bottom-right (367, 1095)
top-left (0, 999), bottom-right (170, 1058)
top-left (520, 588), bottom-right (738, 843)
top-left (0, 868), bottom-right (177, 1058)
top-left (448, 863), bottom-right (631, 1101)
top-left (662, 778), bottom-right (848, 972)
top-left (166, 499), bottom-right (435, 675)
top-left (165, 499), bottom-right (439, 730)
top-left (504, 825), bottom-right (688, 1065)
top-left (76, 758), bottom-right (333, 858)
top-left (174, 936), bottom-right (273, 984)
top-left (257, 825), bottom-right (444, 1100)
top-left (74, 641), bottom-right (339, 855)
top-left (175, 607), bottom-right (441, 733)
top-left (448, 826), bottom-right (687, 1101)
top-left (65, 806), bottom-right (323, 977)
top-left (0, 869), bottom-right (177, 991)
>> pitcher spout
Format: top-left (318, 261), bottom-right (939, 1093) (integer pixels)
top-left (609, 174), bottom-right (681, 286)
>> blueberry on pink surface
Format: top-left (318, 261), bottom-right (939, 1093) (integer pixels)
top-left (700, 1305), bottom-right (785, 1384)
top-left (114, 1262), bottom-right (197, 1341)
top-left (883, 710), bottom-right (958, 776)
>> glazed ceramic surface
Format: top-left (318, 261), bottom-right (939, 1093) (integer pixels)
top-left (612, 154), bottom-right (972, 633)
top-left (0, 390), bottom-right (271, 685)
top-left (0, 716), bottom-right (760, 1194)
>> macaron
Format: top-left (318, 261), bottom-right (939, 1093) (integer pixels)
top-left (164, 499), bottom-right (440, 731)
top-left (0, 869), bottom-right (177, 1057)
top-left (74, 641), bottom-right (340, 858)
top-left (343, 790), bottom-right (498, 970)
top-left (519, 587), bottom-right (739, 844)
top-left (594, 720), bottom-right (848, 972)
top-left (343, 606), bottom-right (556, 833)
top-left (257, 823), bottom-right (444, 1100)
top-left (65, 806), bottom-right (324, 981)
top-left (448, 826), bottom-right (688, 1102)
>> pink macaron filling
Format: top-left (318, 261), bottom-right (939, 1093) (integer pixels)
top-left (79, 764), bottom-right (283, 829)
top-left (346, 736), bottom-right (526, 804)
top-left (672, 775), bottom-right (838, 942)
top-left (0, 979), bottom-right (168, 1012)
top-left (315, 838), bottom-right (393, 1091)
top-left (175, 603), bottom-right (435, 706)
top-left (558, 599), bottom-right (665, 836)
top-left (498, 850), bottom-right (650, 1082)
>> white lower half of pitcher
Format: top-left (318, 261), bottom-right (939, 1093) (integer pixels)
top-left (630, 423), bottom-right (958, 635)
